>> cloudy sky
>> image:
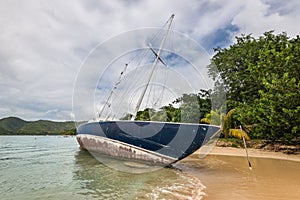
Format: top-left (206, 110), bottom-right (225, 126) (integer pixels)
top-left (0, 0), bottom-right (299, 121)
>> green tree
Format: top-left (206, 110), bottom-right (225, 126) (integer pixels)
top-left (135, 108), bottom-right (156, 121)
top-left (209, 31), bottom-right (300, 143)
top-left (159, 104), bottom-right (181, 122)
top-left (61, 128), bottom-right (76, 135)
top-left (173, 90), bottom-right (211, 123)
top-left (125, 90), bottom-right (212, 124)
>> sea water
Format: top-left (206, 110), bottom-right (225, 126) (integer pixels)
top-left (0, 136), bottom-right (205, 200)
top-left (1, 136), bottom-right (300, 200)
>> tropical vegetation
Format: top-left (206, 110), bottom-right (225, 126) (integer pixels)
top-left (208, 31), bottom-right (299, 144)
top-left (132, 31), bottom-right (300, 144)
top-left (126, 89), bottom-right (212, 124)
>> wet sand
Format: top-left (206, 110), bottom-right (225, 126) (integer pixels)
top-left (177, 147), bottom-right (300, 200)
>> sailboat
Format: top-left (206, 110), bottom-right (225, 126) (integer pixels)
top-left (76, 14), bottom-right (221, 166)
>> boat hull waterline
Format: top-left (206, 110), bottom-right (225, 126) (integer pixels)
top-left (76, 121), bottom-right (220, 165)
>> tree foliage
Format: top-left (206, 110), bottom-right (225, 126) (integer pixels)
top-left (0, 117), bottom-right (75, 135)
top-left (209, 31), bottom-right (300, 143)
top-left (130, 90), bottom-right (212, 123)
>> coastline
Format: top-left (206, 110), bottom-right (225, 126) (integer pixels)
top-left (195, 146), bottom-right (300, 162)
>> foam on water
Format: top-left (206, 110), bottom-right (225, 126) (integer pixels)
top-left (145, 171), bottom-right (206, 200)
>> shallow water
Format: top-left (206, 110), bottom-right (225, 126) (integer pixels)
top-left (1, 136), bottom-right (299, 200)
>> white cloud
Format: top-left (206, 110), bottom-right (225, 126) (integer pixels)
top-left (231, 0), bottom-right (300, 37)
top-left (0, 0), bottom-right (299, 120)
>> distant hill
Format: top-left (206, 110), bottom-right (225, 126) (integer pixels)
top-left (0, 117), bottom-right (76, 135)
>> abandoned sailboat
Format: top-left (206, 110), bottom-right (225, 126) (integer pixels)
top-left (76, 14), bottom-right (221, 165)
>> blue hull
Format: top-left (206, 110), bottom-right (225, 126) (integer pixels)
top-left (76, 121), bottom-right (220, 163)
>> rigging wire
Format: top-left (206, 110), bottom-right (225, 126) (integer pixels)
top-left (98, 63), bottom-right (129, 119)
top-left (98, 15), bottom-right (174, 120)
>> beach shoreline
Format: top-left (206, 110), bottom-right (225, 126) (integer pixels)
top-left (185, 146), bottom-right (300, 200)
top-left (195, 146), bottom-right (300, 162)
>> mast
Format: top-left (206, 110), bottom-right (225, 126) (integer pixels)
top-left (131, 14), bottom-right (175, 120)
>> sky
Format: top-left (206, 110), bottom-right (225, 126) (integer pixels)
top-left (0, 0), bottom-right (299, 121)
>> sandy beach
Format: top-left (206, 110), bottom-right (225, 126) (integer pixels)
top-left (200, 146), bottom-right (300, 162)
top-left (179, 146), bottom-right (300, 200)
